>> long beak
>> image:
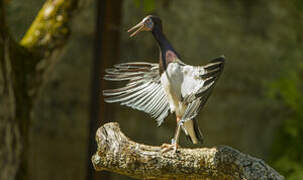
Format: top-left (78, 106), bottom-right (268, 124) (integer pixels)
top-left (127, 21), bottom-right (145, 37)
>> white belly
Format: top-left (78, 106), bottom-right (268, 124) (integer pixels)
top-left (160, 63), bottom-right (186, 117)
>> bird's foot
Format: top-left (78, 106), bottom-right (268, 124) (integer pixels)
top-left (160, 143), bottom-right (178, 154)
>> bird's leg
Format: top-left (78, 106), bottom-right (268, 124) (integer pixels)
top-left (172, 118), bottom-right (182, 146)
top-left (161, 116), bottom-right (183, 153)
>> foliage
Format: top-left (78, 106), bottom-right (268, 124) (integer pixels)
top-left (133, 0), bottom-right (155, 12)
top-left (269, 62), bottom-right (303, 180)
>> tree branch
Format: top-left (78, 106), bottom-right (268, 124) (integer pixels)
top-left (20, 0), bottom-right (78, 58)
top-left (18, 0), bottom-right (79, 98)
top-left (92, 122), bottom-right (284, 180)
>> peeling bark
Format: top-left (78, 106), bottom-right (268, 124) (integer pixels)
top-left (92, 122), bottom-right (284, 180)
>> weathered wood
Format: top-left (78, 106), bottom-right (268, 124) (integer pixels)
top-left (92, 122), bottom-right (284, 180)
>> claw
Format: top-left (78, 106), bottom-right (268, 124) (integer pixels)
top-left (160, 117), bottom-right (183, 154)
top-left (160, 143), bottom-right (178, 154)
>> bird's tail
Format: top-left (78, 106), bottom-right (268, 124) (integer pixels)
top-left (183, 118), bottom-right (204, 144)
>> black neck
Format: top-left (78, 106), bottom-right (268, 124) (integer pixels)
top-left (152, 28), bottom-right (179, 70)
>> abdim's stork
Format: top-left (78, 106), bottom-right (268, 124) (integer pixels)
top-left (103, 15), bottom-right (225, 152)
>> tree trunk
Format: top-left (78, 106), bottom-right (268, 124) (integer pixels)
top-left (0, 0), bottom-right (80, 179)
top-left (1, 2), bottom-right (24, 179)
top-left (0, 38), bottom-right (22, 180)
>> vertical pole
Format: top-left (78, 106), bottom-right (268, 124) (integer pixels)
top-left (87, 0), bottom-right (106, 179)
top-left (87, 0), bottom-right (122, 179)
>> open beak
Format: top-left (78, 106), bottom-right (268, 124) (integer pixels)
top-left (127, 21), bottom-right (147, 37)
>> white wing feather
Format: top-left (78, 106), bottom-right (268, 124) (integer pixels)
top-left (103, 62), bottom-right (170, 126)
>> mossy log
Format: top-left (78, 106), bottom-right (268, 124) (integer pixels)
top-left (92, 122), bottom-right (284, 180)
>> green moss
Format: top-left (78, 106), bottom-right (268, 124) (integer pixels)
top-left (20, 0), bottom-right (76, 57)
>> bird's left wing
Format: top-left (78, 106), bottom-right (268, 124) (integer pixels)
top-left (103, 62), bottom-right (170, 126)
top-left (181, 56), bottom-right (225, 121)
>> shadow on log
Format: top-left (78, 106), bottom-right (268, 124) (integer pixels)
top-left (91, 122), bottom-right (284, 180)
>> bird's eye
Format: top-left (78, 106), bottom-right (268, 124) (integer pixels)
top-left (145, 18), bottom-right (153, 29)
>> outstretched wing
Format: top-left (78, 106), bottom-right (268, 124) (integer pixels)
top-left (181, 56), bottom-right (225, 121)
top-left (103, 62), bottom-right (170, 126)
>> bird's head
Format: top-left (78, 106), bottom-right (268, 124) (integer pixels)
top-left (128, 15), bottom-right (162, 37)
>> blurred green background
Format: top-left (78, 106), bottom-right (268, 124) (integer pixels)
top-left (3, 0), bottom-right (303, 179)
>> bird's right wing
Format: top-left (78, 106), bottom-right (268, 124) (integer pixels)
top-left (103, 62), bottom-right (170, 126)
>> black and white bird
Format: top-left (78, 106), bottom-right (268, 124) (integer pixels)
top-left (103, 15), bottom-right (225, 152)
